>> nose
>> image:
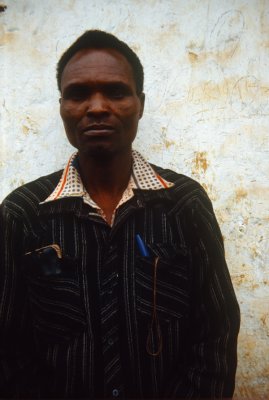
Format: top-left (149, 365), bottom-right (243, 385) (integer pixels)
top-left (86, 93), bottom-right (109, 117)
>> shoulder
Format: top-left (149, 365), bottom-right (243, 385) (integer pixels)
top-left (151, 163), bottom-right (212, 210)
top-left (151, 164), bottom-right (222, 242)
top-left (1, 170), bottom-right (62, 219)
top-left (152, 163), bottom-right (199, 187)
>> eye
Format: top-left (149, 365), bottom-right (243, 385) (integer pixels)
top-left (63, 86), bottom-right (88, 101)
top-left (110, 90), bottom-right (124, 99)
top-left (106, 84), bottom-right (130, 99)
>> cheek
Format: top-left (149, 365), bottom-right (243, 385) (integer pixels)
top-left (117, 103), bottom-right (141, 124)
top-left (60, 105), bottom-right (70, 124)
top-left (60, 108), bottom-right (79, 143)
top-left (60, 103), bottom-right (83, 123)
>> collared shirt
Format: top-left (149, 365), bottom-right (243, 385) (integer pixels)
top-left (42, 150), bottom-right (173, 225)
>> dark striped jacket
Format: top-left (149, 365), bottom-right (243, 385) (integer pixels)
top-left (0, 165), bottom-right (240, 399)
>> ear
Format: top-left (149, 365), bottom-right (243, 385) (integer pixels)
top-left (139, 92), bottom-right (145, 119)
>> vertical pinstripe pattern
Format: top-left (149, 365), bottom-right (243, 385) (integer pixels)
top-left (0, 165), bottom-right (240, 399)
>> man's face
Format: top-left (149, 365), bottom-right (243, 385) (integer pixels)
top-left (60, 48), bottom-right (144, 158)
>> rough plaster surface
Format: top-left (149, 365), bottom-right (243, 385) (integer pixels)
top-left (0, 0), bottom-right (268, 397)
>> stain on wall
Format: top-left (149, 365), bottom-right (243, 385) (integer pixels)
top-left (0, 0), bottom-right (269, 397)
top-left (0, 4), bottom-right (7, 13)
top-left (192, 151), bottom-right (209, 174)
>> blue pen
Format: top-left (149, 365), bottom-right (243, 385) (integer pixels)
top-left (136, 234), bottom-right (150, 258)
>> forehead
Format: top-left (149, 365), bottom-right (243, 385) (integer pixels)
top-left (61, 48), bottom-right (135, 89)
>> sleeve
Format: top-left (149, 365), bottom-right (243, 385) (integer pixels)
top-left (165, 191), bottom-right (240, 399)
top-left (0, 202), bottom-right (38, 398)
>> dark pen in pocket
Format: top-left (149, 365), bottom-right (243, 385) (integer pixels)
top-left (135, 234), bottom-right (150, 258)
top-left (24, 244), bottom-right (63, 276)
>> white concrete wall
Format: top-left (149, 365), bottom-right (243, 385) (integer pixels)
top-left (1, 0), bottom-right (268, 397)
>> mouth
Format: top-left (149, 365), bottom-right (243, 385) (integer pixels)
top-left (81, 124), bottom-right (115, 137)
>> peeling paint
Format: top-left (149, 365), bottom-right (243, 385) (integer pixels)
top-left (0, 26), bottom-right (16, 46)
top-left (21, 116), bottom-right (38, 136)
top-left (188, 51), bottom-right (198, 63)
top-left (0, 4), bottom-right (7, 13)
top-left (192, 151), bottom-right (209, 174)
top-left (235, 188), bottom-right (248, 202)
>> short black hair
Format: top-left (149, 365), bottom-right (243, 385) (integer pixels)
top-left (56, 30), bottom-right (144, 94)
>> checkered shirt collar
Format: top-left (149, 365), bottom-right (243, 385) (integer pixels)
top-left (42, 150), bottom-right (174, 204)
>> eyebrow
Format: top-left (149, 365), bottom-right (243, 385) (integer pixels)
top-left (62, 81), bottom-right (133, 96)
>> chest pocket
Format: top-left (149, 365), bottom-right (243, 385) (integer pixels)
top-left (22, 246), bottom-right (86, 343)
top-left (135, 243), bottom-right (190, 322)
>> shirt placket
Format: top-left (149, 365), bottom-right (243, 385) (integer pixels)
top-left (99, 230), bottom-right (125, 398)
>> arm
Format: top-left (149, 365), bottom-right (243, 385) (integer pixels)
top-left (0, 202), bottom-right (37, 397)
top-left (166, 192), bottom-right (240, 398)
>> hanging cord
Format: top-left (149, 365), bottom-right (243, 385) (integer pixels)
top-left (146, 256), bottom-right (163, 356)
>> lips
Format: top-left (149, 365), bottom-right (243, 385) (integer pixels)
top-left (81, 124), bottom-right (115, 137)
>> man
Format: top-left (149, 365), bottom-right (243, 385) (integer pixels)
top-left (0, 30), bottom-right (240, 399)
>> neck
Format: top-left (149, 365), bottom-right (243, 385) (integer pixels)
top-left (78, 149), bottom-right (133, 197)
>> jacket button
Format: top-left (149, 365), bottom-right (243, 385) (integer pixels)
top-left (136, 199), bottom-right (143, 207)
top-left (112, 388), bottom-right (119, 397)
